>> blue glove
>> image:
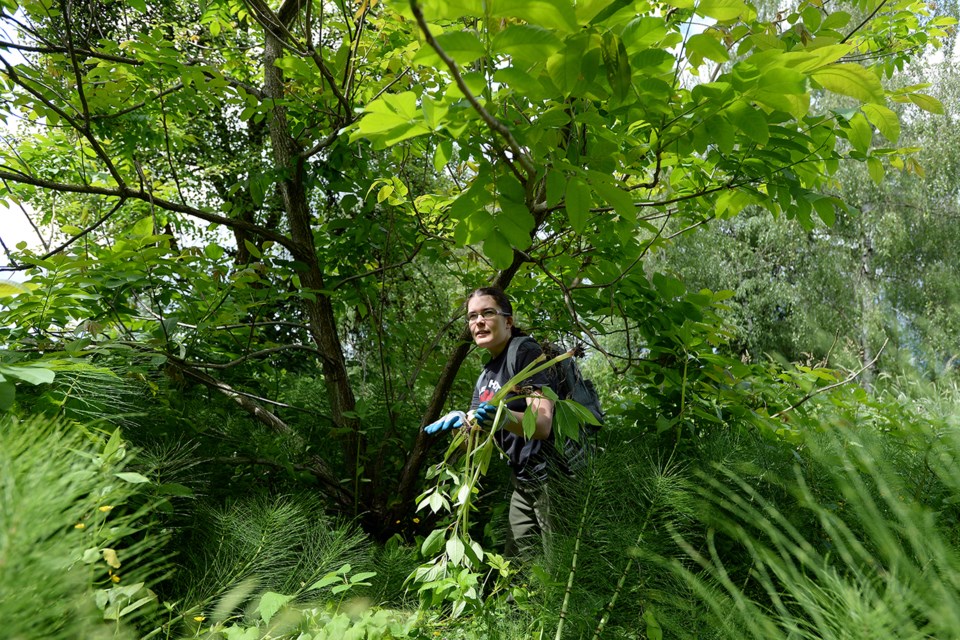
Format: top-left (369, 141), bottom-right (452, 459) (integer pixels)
top-left (474, 402), bottom-right (503, 429)
top-left (424, 411), bottom-right (466, 434)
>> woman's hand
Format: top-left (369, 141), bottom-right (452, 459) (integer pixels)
top-left (474, 402), bottom-right (504, 429)
top-left (424, 410), bottom-right (466, 434)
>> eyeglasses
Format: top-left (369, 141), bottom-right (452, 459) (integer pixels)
top-left (467, 308), bottom-right (511, 324)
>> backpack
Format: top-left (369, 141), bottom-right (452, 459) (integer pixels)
top-left (505, 337), bottom-right (603, 471)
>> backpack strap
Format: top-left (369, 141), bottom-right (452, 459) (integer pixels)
top-left (505, 335), bottom-right (535, 382)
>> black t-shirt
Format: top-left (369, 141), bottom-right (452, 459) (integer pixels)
top-left (471, 336), bottom-right (556, 484)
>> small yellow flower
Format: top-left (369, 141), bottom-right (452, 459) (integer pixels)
top-left (74, 523), bottom-right (85, 529)
top-left (412, 517), bottom-right (420, 524)
top-left (111, 574), bottom-right (121, 583)
top-left (194, 616), bottom-right (206, 622)
top-left (99, 505), bottom-right (114, 512)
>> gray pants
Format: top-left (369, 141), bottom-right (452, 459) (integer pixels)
top-left (505, 480), bottom-right (550, 559)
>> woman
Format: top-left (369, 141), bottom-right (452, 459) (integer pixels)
top-left (425, 287), bottom-right (556, 558)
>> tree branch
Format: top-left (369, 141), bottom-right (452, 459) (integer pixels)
top-left (330, 242), bottom-right (424, 290)
top-left (0, 169), bottom-right (305, 261)
top-left (36, 197), bottom-right (126, 261)
top-left (170, 358), bottom-right (353, 507)
top-left (841, 0), bottom-right (889, 44)
top-left (184, 343), bottom-right (335, 369)
top-left (90, 83), bottom-right (185, 121)
top-left (409, 0), bottom-right (536, 181)
top-left (772, 338), bottom-right (889, 419)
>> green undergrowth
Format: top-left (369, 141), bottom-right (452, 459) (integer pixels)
top-left (0, 414), bottom-right (168, 639)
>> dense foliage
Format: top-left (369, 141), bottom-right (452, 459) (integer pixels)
top-left (1, 0), bottom-right (959, 636)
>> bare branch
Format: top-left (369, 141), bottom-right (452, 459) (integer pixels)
top-left (841, 0), bottom-right (889, 44)
top-left (0, 39), bottom-right (142, 65)
top-left (331, 242), bottom-right (424, 290)
top-left (307, 49), bottom-right (351, 114)
top-left (184, 343), bottom-right (334, 369)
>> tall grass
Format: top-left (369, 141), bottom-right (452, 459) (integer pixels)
top-left (663, 383), bottom-right (960, 639)
top-left (0, 415), bottom-right (166, 639)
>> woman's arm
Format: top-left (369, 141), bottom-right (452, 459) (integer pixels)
top-left (501, 391), bottom-right (553, 440)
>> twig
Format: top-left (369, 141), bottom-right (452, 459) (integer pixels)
top-left (772, 338), bottom-right (889, 419)
top-left (36, 198), bottom-right (126, 261)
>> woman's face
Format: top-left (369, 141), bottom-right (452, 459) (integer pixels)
top-left (467, 294), bottom-right (513, 356)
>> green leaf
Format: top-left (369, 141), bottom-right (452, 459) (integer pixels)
top-left (203, 243), bottom-right (224, 260)
top-left (492, 0), bottom-right (578, 33)
top-left (350, 571), bottom-right (377, 583)
top-left (434, 140), bottom-right (453, 172)
top-left (247, 178), bottom-right (264, 209)
top-left (686, 33), bottom-right (729, 64)
top-left (845, 112), bottom-right (873, 153)
top-left (545, 169), bottom-right (566, 208)
top-left (812, 197), bottom-right (835, 226)
top-left (421, 528), bottom-right (446, 556)
top-left (697, 0), bottom-right (752, 21)
top-left (860, 104), bottom-right (899, 142)
top-left (0, 364), bottom-right (55, 385)
top-left (601, 32), bottom-right (632, 103)
top-left (243, 239), bottom-right (262, 259)
top-left (494, 66), bottom-right (551, 101)
top-left (644, 608), bottom-right (664, 640)
top-left (754, 67), bottom-right (808, 115)
top-left (308, 572), bottom-right (341, 591)
top-left (907, 93), bottom-right (944, 114)
top-left (496, 201), bottom-right (535, 250)
top-left (355, 92), bottom-right (431, 146)
top-left (115, 472), bottom-right (150, 484)
top-left (589, 174), bottom-right (636, 222)
top-left (0, 381), bottom-right (14, 411)
top-left (621, 17), bottom-right (669, 54)
top-left (584, 0), bottom-right (633, 24)
top-left (416, 0), bottom-right (486, 20)
top-left (522, 406), bottom-right (537, 438)
top-left (257, 592), bottom-right (294, 625)
top-left (491, 25), bottom-right (562, 63)
top-left (652, 272), bottom-right (685, 299)
top-left (129, 217), bottom-right (153, 238)
top-left (446, 536), bottom-right (465, 566)
top-left (811, 64), bottom-right (884, 104)
top-left (820, 11), bottom-right (851, 30)
top-left (483, 231), bottom-right (515, 269)
top-left (119, 595), bottom-right (156, 618)
top-left (565, 177), bottom-right (591, 233)
top-left (413, 31), bottom-right (486, 67)
top-left (724, 101), bottom-right (769, 145)
top-left (0, 280), bottom-right (30, 297)
top-left (867, 156), bottom-right (885, 185)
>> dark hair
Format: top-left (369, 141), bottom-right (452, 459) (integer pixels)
top-left (467, 286), bottom-right (526, 336)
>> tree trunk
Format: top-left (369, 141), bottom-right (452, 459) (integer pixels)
top-left (262, 17), bottom-right (363, 512)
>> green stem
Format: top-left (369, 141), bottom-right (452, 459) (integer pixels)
top-left (556, 480), bottom-right (593, 640)
top-left (591, 498), bottom-right (659, 640)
